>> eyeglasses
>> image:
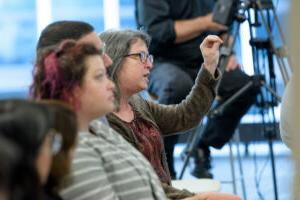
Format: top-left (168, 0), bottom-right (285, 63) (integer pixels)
top-left (124, 51), bottom-right (153, 64)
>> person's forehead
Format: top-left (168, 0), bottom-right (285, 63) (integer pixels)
top-left (129, 38), bottom-right (147, 51)
top-left (85, 56), bottom-right (105, 73)
top-left (77, 32), bottom-right (103, 49)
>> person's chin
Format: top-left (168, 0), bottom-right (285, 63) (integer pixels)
top-left (141, 82), bottom-right (148, 90)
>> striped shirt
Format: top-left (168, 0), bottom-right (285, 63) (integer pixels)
top-left (60, 120), bottom-right (166, 200)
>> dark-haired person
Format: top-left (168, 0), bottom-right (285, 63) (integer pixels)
top-left (36, 20), bottom-right (112, 67)
top-left (35, 20), bottom-right (113, 126)
top-left (40, 101), bottom-right (78, 200)
top-left (0, 100), bottom-right (62, 200)
top-left (0, 136), bottom-right (29, 200)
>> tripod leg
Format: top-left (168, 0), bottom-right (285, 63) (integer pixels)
top-left (229, 140), bottom-right (237, 194)
top-left (267, 130), bottom-right (279, 200)
top-left (256, 3), bottom-right (291, 85)
top-left (180, 129), bottom-right (196, 161)
top-left (261, 81), bottom-right (281, 102)
top-left (178, 122), bottom-right (203, 179)
top-left (235, 129), bottom-right (247, 200)
top-left (211, 81), bottom-right (255, 117)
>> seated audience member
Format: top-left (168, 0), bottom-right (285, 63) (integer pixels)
top-left (31, 40), bottom-right (166, 200)
top-left (135, 0), bottom-right (260, 179)
top-left (31, 39), bottom-right (240, 200)
top-left (39, 101), bottom-right (78, 200)
top-left (35, 20), bottom-right (113, 126)
top-left (0, 136), bottom-right (31, 200)
top-left (100, 29), bottom-right (240, 200)
top-left (0, 100), bottom-right (61, 199)
top-left (36, 20), bottom-right (112, 68)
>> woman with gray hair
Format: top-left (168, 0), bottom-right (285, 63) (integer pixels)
top-left (100, 29), bottom-right (240, 200)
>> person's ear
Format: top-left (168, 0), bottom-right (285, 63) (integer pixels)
top-left (68, 86), bottom-right (82, 108)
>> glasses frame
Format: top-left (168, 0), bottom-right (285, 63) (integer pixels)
top-left (124, 51), bottom-right (153, 64)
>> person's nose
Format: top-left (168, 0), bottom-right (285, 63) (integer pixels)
top-left (107, 78), bottom-right (115, 91)
top-left (145, 57), bottom-right (153, 70)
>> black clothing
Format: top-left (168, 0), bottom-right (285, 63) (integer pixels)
top-left (135, 0), bottom-right (259, 178)
top-left (136, 0), bottom-right (215, 68)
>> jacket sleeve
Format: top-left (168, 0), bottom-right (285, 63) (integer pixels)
top-left (144, 67), bottom-right (221, 136)
top-left (280, 74), bottom-right (298, 149)
top-left (161, 183), bottom-right (195, 200)
top-left (136, 0), bottom-right (176, 47)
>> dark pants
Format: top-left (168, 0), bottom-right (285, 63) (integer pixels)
top-left (199, 68), bottom-right (260, 149)
top-left (148, 60), bottom-right (259, 177)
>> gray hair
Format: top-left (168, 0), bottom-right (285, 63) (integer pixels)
top-left (99, 29), bottom-right (151, 110)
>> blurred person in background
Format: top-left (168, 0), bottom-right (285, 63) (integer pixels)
top-left (0, 99), bottom-right (61, 199)
top-left (280, 0), bottom-right (300, 198)
top-left (39, 100), bottom-right (78, 200)
top-left (0, 136), bottom-right (28, 200)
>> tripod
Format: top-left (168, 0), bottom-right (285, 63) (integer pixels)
top-left (243, 2), bottom-right (291, 199)
top-left (179, 1), bottom-right (291, 199)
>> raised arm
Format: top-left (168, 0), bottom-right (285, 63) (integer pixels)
top-left (144, 36), bottom-right (223, 135)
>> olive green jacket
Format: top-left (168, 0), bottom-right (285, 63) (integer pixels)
top-left (107, 67), bottom-right (221, 199)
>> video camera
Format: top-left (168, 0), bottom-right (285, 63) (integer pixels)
top-left (212, 0), bottom-right (239, 26)
top-left (213, 0), bottom-right (273, 26)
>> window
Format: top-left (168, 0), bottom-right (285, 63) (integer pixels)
top-left (119, 0), bottom-right (136, 29)
top-left (52, 0), bottom-right (104, 32)
top-left (0, 0), bottom-right (36, 65)
top-left (0, 0), bottom-right (290, 100)
top-left (0, 0), bottom-right (36, 97)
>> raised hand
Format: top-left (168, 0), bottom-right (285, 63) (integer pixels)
top-left (200, 35), bottom-right (223, 76)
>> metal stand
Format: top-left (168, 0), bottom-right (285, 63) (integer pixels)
top-left (178, 1), bottom-right (292, 200)
top-left (225, 129), bottom-right (247, 200)
top-left (178, 122), bottom-right (204, 179)
top-left (234, 130), bottom-right (247, 200)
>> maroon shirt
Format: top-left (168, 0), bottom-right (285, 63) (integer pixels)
top-left (124, 111), bottom-right (170, 183)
